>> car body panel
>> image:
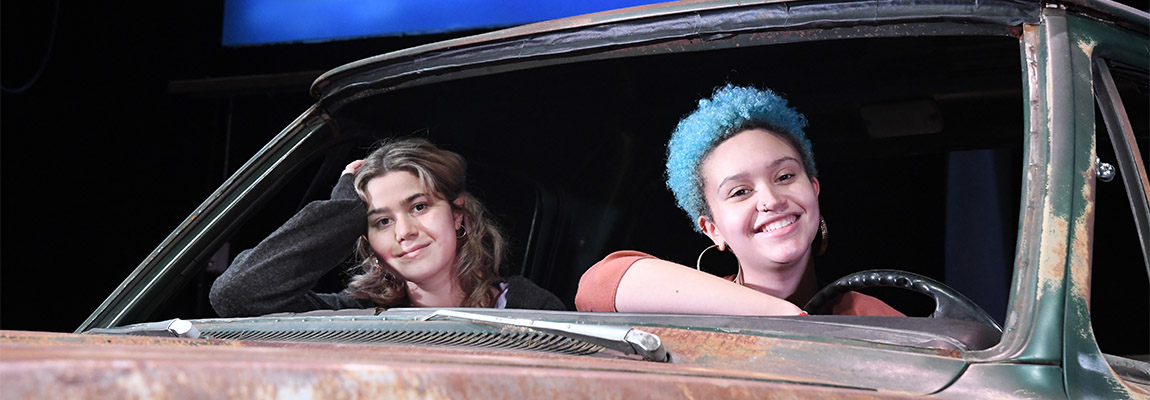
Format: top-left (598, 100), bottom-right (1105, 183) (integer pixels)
top-left (3, 328), bottom-right (946, 399)
top-left (1061, 11), bottom-right (1150, 398)
top-left (4, 0), bottom-right (1147, 398)
top-left (311, 0), bottom-right (1039, 110)
top-left (936, 363), bottom-right (1068, 399)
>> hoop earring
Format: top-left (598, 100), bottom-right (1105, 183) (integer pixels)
top-left (817, 216), bottom-right (829, 256)
top-left (456, 224), bottom-right (468, 238)
top-left (698, 243), bottom-right (746, 286)
top-left (696, 244), bottom-right (721, 271)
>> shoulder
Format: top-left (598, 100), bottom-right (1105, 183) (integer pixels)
top-left (574, 250), bottom-right (657, 312)
top-left (601, 250), bottom-right (657, 263)
top-left (830, 291), bottom-right (906, 317)
top-left (582, 250), bottom-right (657, 281)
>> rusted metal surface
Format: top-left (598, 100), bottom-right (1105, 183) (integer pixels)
top-left (1060, 14), bottom-right (1150, 399)
top-left (934, 363), bottom-right (1068, 399)
top-left (2, 327), bottom-right (966, 391)
top-left (643, 326), bottom-right (965, 394)
top-left (977, 17), bottom-right (1069, 366)
top-left (1, 330), bottom-right (930, 400)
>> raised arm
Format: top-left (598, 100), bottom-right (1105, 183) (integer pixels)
top-left (576, 251), bottom-right (803, 316)
top-left (209, 165), bottom-right (372, 317)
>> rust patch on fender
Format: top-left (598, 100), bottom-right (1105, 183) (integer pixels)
top-left (1066, 142), bottom-right (1097, 342)
top-left (1070, 148), bottom-right (1096, 307)
top-left (1076, 38), bottom-right (1097, 59)
top-left (1037, 216), bottom-right (1069, 295)
top-left (647, 327), bottom-right (776, 364)
top-left (0, 330), bottom-right (244, 349)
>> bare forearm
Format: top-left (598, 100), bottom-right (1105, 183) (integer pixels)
top-left (614, 258), bottom-right (803, 316)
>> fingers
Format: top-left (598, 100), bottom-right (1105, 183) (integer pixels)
top-left (343, 159), bottom-right (365, 175)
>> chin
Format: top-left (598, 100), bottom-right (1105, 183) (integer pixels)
top-left (759, 245), bottom-right (812, 266)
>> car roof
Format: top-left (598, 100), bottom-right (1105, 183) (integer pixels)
top-left (308, 0), bottom-right (1144, 111)
top-left (311, 0), bottom-right (1038, 108)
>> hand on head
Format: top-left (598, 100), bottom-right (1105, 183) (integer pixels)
top-left (343, 159), bottom-right (365, 175)
top-left (346, 137), bottom-right (506, 309)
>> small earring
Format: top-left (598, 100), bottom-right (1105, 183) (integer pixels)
top-left (696, 243), bottom-right (723, 271)
top-left (817, 216), bottom-right (829, 256)
top-left (456, 224), bottom-right (468, 238)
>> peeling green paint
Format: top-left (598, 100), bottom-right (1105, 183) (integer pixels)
top-left (1060, 12), bottom-right (1150, 400)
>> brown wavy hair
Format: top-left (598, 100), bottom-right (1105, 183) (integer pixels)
top-left (347, 137), bottom-right (507, 308)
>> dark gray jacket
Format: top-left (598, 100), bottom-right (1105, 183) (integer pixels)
top-left (209, 174), bottom-right (565, 317)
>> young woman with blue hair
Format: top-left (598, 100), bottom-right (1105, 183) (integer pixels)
top-left (575, 84), bottom-right (900, 316)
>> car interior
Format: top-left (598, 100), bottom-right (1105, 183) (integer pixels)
top-left (145, 34), bottom-right (1147, 359)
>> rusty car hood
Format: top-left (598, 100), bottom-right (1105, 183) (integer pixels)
top-left (2, 318), bottom-right (963, 399)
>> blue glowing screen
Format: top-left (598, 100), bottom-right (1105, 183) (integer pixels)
top-left (222, 0), bottom-right (663, 46)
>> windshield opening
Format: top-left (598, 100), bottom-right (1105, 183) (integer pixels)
top-left (142, 34), bottom-right (1023, 352)
top-left (330, 35), bottom-right (1023, 330)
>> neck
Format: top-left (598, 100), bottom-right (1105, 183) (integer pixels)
top-left (405, 272), bottom-right (465, 308)
top-left (739, 252), bottom-right (819, 305)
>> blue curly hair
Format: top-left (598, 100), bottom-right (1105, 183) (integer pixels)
top-left (665, 84), bottom-right (816, 232)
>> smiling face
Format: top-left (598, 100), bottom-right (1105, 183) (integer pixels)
top-left (364, 170), bottom-right (463, 286)
top-left (697, 129), bottom-right (821, 273)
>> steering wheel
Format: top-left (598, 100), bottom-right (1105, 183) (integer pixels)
top-left (803, 269), bottom-right (1002, 332)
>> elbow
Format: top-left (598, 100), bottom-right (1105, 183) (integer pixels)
top-left (209, 278), bottom-right (255, 317)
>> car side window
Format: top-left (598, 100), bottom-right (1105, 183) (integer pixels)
top-left (1090, 58), bottom-right (1149, 362)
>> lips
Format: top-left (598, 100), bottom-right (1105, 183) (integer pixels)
top-left (396, 242), bottom-right (430, 258)
top-left (756, 215), bottom-right (798, 234)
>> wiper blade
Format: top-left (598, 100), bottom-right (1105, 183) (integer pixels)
top-left (84, 318), bottom-right (201, 339)
top-left (420, 310), bottom-right (669, 362)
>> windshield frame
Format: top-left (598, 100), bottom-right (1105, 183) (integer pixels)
top-left (79, 105), bottom-right (333, 331)
top-left (76, 1), bottom-right (1149, 373)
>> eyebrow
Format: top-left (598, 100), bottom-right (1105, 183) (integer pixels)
top-left (366, 193), bottom-right (427, 216)
top-left (714, 156), bottom-right (801, 194)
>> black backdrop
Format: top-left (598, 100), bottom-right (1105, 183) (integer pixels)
top-left (0, 2), bottom-right (475, 332)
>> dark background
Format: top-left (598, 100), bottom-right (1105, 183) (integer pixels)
top-left (1, 2), bottom-right (485, 333)
top-left (2, 1), bottom-right (1148, 339)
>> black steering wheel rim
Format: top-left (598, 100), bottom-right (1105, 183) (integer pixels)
top-left (803, 269), bottom-right (1002, 332)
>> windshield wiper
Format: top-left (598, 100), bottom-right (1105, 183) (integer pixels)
top-left (84, 318), bottom-right (201, 339)
top-left (420, 310), bottom-right (670, 362)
